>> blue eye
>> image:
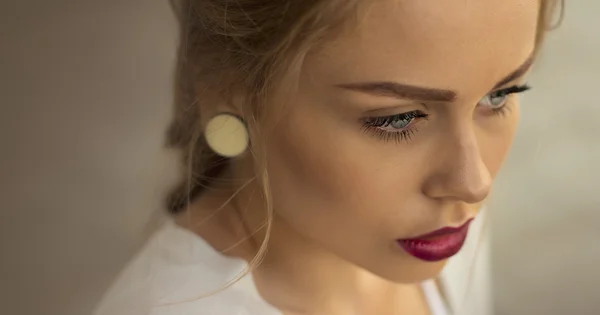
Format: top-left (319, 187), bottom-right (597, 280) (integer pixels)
top-left (364, 111), bottom-right (427, 131)
top-left (382, 115), bottom-right (414, 130)
top-left (480, 91), bottom-right (509, 108)
top-left (361, 110), bottom-right (429, 143)
top-left (479, 84), bottom-right (531, 110)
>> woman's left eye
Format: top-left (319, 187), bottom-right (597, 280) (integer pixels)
top-left (478, 84), bottom-right (531, 111)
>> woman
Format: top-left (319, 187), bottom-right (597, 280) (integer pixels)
top-left (95, 0), bottom-right (562, 314)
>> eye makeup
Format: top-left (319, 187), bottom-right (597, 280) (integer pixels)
top-left (360, 84), bottom-right (531, 143)
top-left (481, 84), bottom-right (531, 116)
top-left (361, 110), bottom-right (429, 143)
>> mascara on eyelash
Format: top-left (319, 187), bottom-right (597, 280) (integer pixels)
top-left (363, 111), bottom-right (428, 127)
top-left (495, 84), bottom-right (531, 95)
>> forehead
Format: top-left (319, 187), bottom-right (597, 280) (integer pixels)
top-left (303, 0), bottom-right (539, 97)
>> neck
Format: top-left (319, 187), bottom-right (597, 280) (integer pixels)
top-left (254, 215), bottom-right (416, 314)
top-left (183, 168), bottom-right (428, 314)
top-left (230, 178), bottom-right (425, 314)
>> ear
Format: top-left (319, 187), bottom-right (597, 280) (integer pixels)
top-left (204, 113), bottom-right (249, 158)
top-left (194, 85), bottom-right (250, 158)
top-left (195, 86), bottom-right (246, 128)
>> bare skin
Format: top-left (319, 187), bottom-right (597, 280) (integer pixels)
top-left (179, 0), bottom-right (539, 314)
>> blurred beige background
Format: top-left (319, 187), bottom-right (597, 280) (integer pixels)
top-left (1, 1), bottom-right (179, 315)
top-left (0, 1), bottom-right (597, 315)
top-left (490, 2), bottom-right (600, 314)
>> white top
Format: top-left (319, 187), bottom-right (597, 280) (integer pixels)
top-left (94, 216), bottom-right (491, 315)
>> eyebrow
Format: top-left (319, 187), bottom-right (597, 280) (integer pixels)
top-left (336, 55), bottom-right (534, 102)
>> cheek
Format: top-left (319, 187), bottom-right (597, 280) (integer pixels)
top-left (480, 104), bottom-right (520, 177)
top-left (267, 110), bottom-right (371, 211)
top-left (264, 105), bottom-right (414, 237)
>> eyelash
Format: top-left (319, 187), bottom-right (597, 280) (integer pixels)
top-left (361, 84), bottom-right (531, 143)
top-left (485, 84), bottom-right (531, 116)
top-left (361, 110), bottom-right (429, 143)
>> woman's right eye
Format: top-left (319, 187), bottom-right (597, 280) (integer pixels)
top-left (361, 110), bottom-right (429, 143)
top-left (369, 115), bottom-right (413, 129)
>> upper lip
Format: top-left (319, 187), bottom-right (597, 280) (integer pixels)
top-left (403, 218), bottom-right (474, 240)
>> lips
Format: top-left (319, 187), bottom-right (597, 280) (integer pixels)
top-left (397, 219), bottom-right (473, 262)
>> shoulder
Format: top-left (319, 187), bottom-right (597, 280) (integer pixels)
top-left (93, 220), bottom-right (279, 315)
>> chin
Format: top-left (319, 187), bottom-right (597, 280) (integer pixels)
top-left (372, 259), bottom-right (449, 284)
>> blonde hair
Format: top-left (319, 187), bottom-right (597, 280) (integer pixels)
top-left (164, 0), bottom-right (564, 295)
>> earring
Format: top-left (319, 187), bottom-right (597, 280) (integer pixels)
top-left (204, 113), bottom-right (249, 158)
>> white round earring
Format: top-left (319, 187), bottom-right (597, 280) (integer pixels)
top-left (204, 113), bottom-right (249, 158)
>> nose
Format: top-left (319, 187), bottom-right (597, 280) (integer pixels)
top-left (422, 128), bottom-right (492, 204)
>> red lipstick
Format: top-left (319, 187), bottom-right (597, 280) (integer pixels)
top-left (397, 219), bottom-right (473, 262)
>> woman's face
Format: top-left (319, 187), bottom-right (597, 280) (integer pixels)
top-left (264, 0), bottom-right (539, 282)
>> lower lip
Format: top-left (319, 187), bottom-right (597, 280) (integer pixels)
top-left (397, 223), bottom-right (471, 262)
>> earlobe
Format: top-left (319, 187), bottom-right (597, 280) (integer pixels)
top-left (204, 113), bottom-right (249, 158)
